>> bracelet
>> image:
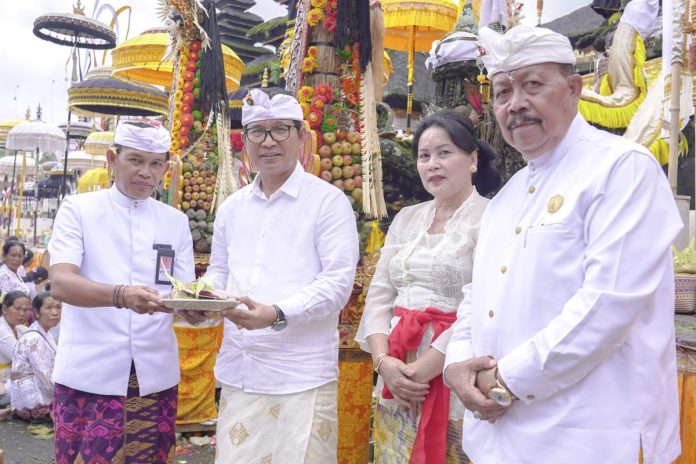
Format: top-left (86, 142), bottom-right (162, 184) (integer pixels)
top-left (113, 285), bottom-right (123, 309)
top-left (373, 352), bottom-right (390, 373)
top-left (118, 285), bottom-right (128, 309)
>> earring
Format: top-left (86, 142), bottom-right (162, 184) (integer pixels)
top-left (470, 165), bottom-right (478, 174)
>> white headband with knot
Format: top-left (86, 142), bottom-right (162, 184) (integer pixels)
top-left (114, 121), bottom-right (171, 153)
top-left (241, 88), bottom-right (304, 126)
top-left (479, 25), bottom-right (576, 77)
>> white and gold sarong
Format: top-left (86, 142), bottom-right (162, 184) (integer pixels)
top-left (215, 381), bottom-right (338, 464)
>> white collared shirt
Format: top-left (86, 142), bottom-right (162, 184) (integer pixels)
top-left (206, 162), bottom-right (359, 394)
top-left (49, 186), bottom-right (194, 396)
top-left (445, 115), bottom-right (682, 463)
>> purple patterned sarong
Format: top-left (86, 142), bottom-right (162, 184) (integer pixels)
top-left (53, 363), bottom-right (177, 464)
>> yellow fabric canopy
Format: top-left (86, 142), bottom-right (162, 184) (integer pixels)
top-left (382, 0), bottom-right (459, 52)
top-left (84, 131), bottom-right (114, 156)
top-left (111, 31), bottom-right (245, 92)
top-left (77, 167), bottom-right (110, 193)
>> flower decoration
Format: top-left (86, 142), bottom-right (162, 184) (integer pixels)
top-left (300, 102), bottom-right (311, 117)
top-left (307, 46), bottom-right (318, 58)
top-left (244, 93), bottom-right (254, 106)
top-left (307, 8), bottom-right (324, 27)
top-left (310, 97), bottom-right (325, 111)
top-left (298, 86), bottom-right (314, 103)
top-left (320, 114), bottom-right (338, 133)
top-left (311, 0), bottom-right (327, 7)
top-left (307, 110), bottom-right (323, 129)
top-left (337, 45), bottom-right (352, 59)
top-left (323, 0), bottom-right (338, 32)
top-left (323, 16), bottom-right (337, 33)
top-left (315, 84), bottom-right (335, 103)
top-left (302, 56), bottom-right (317, 73)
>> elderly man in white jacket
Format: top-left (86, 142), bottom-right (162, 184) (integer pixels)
top-left (444, 25), bottom-right (682, 464)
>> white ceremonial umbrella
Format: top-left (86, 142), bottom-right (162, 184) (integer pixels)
top-left (6, 120), bottom-right (67, 243)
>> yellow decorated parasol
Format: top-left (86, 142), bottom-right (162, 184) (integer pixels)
top-left (111, 30), bottom-right (245, 92)
top-left (382, 0), bottom-right (458, 132)
top-left (77, 167), bottom-right (110, 193)
top-left (84, 131), bottom-right (114, 157)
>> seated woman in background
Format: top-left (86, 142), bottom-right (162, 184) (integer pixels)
top-left (11, 292), bottom-right (61, 422)
top-left (0, 291), bottom-right (30, 415)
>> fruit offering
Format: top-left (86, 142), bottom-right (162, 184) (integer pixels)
top-left (317, 130), bottom-right (363, 208)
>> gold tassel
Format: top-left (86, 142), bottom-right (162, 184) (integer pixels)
top-left (370, 3), bottom-right (385, 102)
top-left (537, 0), bottom-right (543, 25)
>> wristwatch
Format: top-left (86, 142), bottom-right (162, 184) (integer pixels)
top-left (488, 368), bottom-right (516, 407)
top-left (270, 304), bottom-right (287, 331)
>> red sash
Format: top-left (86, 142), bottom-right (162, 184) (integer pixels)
top-left (382, 306), bottom-right (457, 464)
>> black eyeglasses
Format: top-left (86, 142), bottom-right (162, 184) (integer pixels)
top-left (244, 124), bottom-right (297, 144)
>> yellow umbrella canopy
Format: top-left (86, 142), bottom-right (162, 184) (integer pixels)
top-left (77, 167), bottom-right (110, 193)
top-left (84, 131), bottom-right (114, 156)
top-left (383, 0), bottom-right (458, 52)
top-left (382, 0), bottom-right (458, 131)
top-left (111, 30), bottom-right (244, 92)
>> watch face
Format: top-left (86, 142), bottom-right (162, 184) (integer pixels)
top-left (272, 320), bottom-right (288, 331)
top-left (490, 388), bottom-right (512, 407)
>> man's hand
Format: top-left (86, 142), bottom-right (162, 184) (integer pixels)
top-left (379, 356), bottom-right (430, 410)
top-left (122, 285), bottom-right (171, 314)
top-left (222, 296), bottom-right (276, 330)
top-left (445, 356), bottom-right (509, 421)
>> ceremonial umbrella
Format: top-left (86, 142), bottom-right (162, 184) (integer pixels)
top-left (68, 66), bottom-right (169, 117)
top-left (0, 120), bottom-right (26, 150)
top-left (111, 30), bottom-right (244, 92)
top-left (33, 0), bottom-right (118, 206)
top-left (6, 120), bottom-right (66, 242)
top-left (84, 131), bottom-right (115, 157)
top-left (382, 0), bottom-right (458, 132)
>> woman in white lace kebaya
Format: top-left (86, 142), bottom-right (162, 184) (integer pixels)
top-left (11, 292), bottom-right (61, 422)
top-left (356, 110), bottom-right (501, 463)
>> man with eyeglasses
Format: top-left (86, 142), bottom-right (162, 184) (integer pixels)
top-left (201, 88), bottom-right (359, 463)
top-left (48, 120), bottom-right (195, 463)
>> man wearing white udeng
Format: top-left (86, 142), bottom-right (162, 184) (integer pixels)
top-left (206, 88), bottom-right (359, 463)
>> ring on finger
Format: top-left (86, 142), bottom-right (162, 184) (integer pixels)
top-left (472, 410), bottom-right (481, 420)
top-left (148, 310), bottom-right (154, 315)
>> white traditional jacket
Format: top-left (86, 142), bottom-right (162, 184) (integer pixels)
top-left (445, 115), bottom-right (682, 464)
top-left (49, 186), bottom-right (194, 396)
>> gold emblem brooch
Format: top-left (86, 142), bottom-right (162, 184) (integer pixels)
top-left (547, 194), bottom-right (564, 214)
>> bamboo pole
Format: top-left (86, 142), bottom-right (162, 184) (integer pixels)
top-left (15, 152), bottom-right (26, 238)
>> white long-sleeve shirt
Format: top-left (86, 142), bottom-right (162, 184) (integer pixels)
top-left (206, 162), bottom-right (359, 394)
top-left (445, 115), bottom-right (682, 464)
top-left (49, 186), bottom-right (195, 396)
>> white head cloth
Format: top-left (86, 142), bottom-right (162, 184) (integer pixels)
top-left (114, 121), bottom-right (171, 153)
top-left (479, 25), bottom-right (576, 76)
top-left (241, 88), bottom-right (304, 126)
